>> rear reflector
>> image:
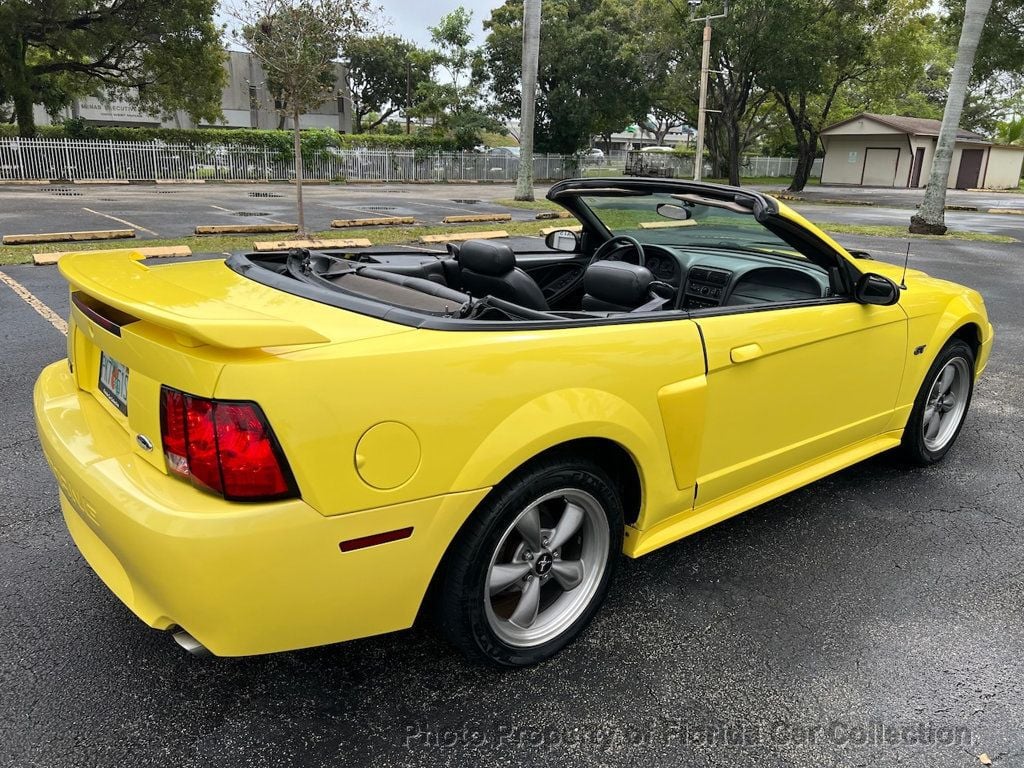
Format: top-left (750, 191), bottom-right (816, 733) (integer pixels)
top-left (159, 386), bottom-right (297, 502)
top-left (339, 527), bottom-right (414, 552)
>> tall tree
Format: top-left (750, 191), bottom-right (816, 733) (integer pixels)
top-left (412, 7), bottom-right (497, 147)
top-left (342, 34), bottom-right (430, 132)
top-left (759, 0), bottom-right (932, 192)
top-left (485, 0), bottom-right (655, 154)
top-left (910, 0), bottom-right (994, 234)
top-left (0, 0), bottom-right (227, 136)
top-left (515, 0), bottom-right (541, 201)
top-left (236, 0), bottom-right (376, 234)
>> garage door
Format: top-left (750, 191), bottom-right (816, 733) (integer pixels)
top-left (862, 148), bottom-right (899, 186)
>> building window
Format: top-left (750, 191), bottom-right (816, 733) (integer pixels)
top-left (249, 85), bottom-right (259, 111)
top-left (337, 95), bottom-right (345, 115)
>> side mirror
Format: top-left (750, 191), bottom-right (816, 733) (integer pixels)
top-left (854, 272), bottom-right (900, 306)
top-left (545, 229), bottom-right (580, 253)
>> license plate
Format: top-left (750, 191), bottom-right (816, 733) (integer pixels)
top-left (98, 352), bottom-right (129, 415)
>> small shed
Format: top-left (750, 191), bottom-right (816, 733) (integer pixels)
top-left (819, 113), bottom-right (1024, 190)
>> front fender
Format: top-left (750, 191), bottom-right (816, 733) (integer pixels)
top-left (891, 286), bottom-right (993, 428)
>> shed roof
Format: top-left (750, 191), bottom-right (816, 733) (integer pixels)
top-left (822, 113), bottom-right (990, 143)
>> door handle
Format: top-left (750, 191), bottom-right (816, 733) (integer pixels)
top-left (730, 343), bottom-right (763, 363)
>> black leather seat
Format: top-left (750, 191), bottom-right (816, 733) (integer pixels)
top-left (457, 240), bottom-right (549, 311)
top-left (581, 260), bottom-right (657, 312)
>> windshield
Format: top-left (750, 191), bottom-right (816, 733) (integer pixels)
top-left (578, 192), bottom-right (802, 258)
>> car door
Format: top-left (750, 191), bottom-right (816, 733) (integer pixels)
top-left (692, 299), bottom-right (908, 506)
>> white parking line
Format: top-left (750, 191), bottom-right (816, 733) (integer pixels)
top-left (81, 207), bottom-right (159, 237)
top-left (0, 271), bottom-right (68, 336)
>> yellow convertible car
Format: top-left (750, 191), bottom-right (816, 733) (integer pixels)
top-left (34, 179), bottom-right (992, 667)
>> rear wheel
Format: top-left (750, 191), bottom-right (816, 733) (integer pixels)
top-left (901, 338), bottom-right (975, 465)
top-left (434, 457), bottom-right (623, 667)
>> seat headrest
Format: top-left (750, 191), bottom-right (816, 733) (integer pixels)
top-left (458, 239), bottom-right (516, 276)
top-left (584, 261), bottom-right (655, 307)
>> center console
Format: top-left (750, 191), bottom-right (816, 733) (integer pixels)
top-left (684, 266), bottom-right (731, 309)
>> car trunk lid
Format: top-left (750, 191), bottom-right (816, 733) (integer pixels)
top-left (59, 250), bottom-right (409, 474)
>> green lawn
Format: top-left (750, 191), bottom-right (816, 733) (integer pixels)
top-left (819, 221), bottom-right (1014, 243)
top-left (0, 220), bottom-right (556, 266)
top-left (3, 210), bottom-right (1011, 267)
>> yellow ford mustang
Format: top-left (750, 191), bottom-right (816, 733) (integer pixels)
top-left (34, 179), bottom-right (992, 667)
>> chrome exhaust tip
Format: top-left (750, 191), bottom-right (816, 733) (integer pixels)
top-left (172, 629), bottom-right (210, 656)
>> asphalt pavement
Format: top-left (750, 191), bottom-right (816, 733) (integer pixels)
top-left (0, 182), bottom-right (542, 241)
top-left (1, 193), bottom-right (1023, 767)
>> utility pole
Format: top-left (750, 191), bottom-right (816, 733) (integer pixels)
top-left (690, 0), bottom-right (728, 181)
top-left (515, 0), bottom-right (541, 201)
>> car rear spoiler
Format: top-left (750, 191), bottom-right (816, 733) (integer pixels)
top-left (58, 250), bottom-right (329, 349)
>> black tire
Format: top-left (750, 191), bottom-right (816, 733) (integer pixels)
top-left (900, 338), bottom-right (975, 465)
top-left (434, 456), bottom-right (623, 667)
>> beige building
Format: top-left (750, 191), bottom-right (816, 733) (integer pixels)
top-left (819, 113), bottom-right (1024, 190)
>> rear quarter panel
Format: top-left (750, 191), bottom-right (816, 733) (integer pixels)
top-left (212, 317), bottom-right (707, 531)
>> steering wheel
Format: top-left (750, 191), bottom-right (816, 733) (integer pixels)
top-left (589, 234), bottom-right (646, 269)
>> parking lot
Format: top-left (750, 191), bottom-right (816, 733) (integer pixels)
top-left (0, 182), bottom-right (543, 241)
top-left (1, 186), bottom-right (1023, 767)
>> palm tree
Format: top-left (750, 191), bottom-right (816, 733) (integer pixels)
top-left (515, 0), bottom-right (541, 202)
top-left (909, 0), bottom-right (994, 235)
top-left (995, 118), bottom-right (1023, 146)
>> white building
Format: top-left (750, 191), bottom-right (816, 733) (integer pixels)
top-left (33, 51), bottom-right (353, 133)
top-left (820, 113), bottom-right (1024, 190)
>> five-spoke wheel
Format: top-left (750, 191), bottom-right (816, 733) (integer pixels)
top-left (901, 338), bottom-right (975, 464)
top-left (434, 456), bottom-right (623, 667)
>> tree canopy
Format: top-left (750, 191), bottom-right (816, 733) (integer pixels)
top-left (485, 0), bottom-right (658, 154)
top-left (342, 34), bottom-right (431, 132)
top-left (0, 0), bottom-right (227, 136)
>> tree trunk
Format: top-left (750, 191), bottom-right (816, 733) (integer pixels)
top-left (515, 0), bottom-right (541, 201)
top-left (5, 37), bottom-right (36, 136)
top-left (788, 130), bottom-right (817, 193)
top-left (292, 109), bottom-right (306, 236)
top-left (727, 124), bottom-right (741, 186)
top-left (910, 0), bottom-right (993, 235)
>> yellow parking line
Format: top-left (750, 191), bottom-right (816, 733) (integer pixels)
top-left (81, 207), bottom-right (158, 237)
top-left (0, 270), bottom-right (68, 336)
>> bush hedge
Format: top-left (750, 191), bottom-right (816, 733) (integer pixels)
top-left (0, 122), bottom-right (461, 153)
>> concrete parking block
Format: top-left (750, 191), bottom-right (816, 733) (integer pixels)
top-left (252, 238), bottom-right (373, 251)
top-left (988, 208), bottom-right (1024, 215)
top-left (535, 211), bottom-right (573, 220)
top-left (419, 230), bottom-right (509, 243)
top-left (194, 223), bottom-right (298, 235)
top-left (331, 216), bottom-right (415, 228)
top-left (441, 213), bottom-right (513, 224)
top-left (32, 245), bottom-right (192, 265)
top-left (3, 229), bottom-right (135, 245)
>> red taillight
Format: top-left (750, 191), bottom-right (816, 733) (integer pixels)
top-left (159, 386), bottom-right (297, 502)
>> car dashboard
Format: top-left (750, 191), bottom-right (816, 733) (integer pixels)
top-left (607, 244), bottom-right (832, 311)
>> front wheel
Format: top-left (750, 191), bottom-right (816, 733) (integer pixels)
top-left (900, 338), bottom-right (976, 465)
top-left (434, 457), bottom-right (623, 667)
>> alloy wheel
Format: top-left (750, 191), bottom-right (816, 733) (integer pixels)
top-left (922, 356), bottom-right (971, 452)
top-left (483, 489), bottom-right (610, 648)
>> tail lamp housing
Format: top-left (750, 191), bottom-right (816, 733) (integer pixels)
top-left (159, 386), bottom-right (298, 502)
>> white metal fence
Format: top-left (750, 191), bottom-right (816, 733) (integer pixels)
top-left (0, 137), bottom-right (817, 183)
top-left (0, 138), bottom-right (580, 183)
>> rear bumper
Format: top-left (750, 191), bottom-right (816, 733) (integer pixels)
top-left (35, 361), bottom-right (487, 656)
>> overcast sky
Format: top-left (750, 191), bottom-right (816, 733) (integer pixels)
top-left (379, 0), bottom-right (499, 46)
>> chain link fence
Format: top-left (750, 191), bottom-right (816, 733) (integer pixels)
top-left (0, 138), bottom-right (581, 183)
